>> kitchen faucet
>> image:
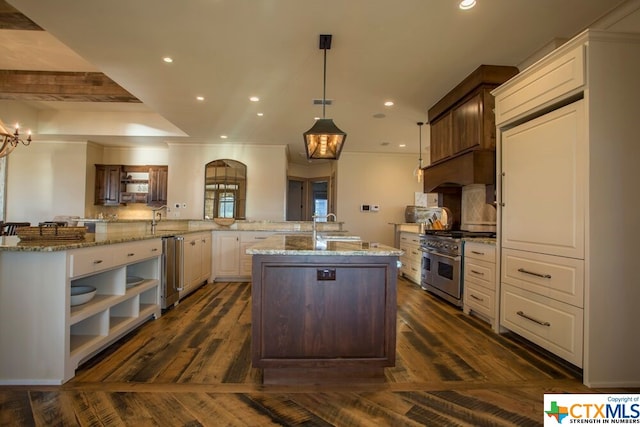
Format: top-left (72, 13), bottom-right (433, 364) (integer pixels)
top-left (150, 205), bottom-right (167, 234)
top-left (312, 212), bottom-right (336, 241)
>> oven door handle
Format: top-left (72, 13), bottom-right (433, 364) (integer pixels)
top-left (430, 251), bottom-right (461, 262)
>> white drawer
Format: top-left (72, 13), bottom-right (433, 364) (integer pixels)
top-left (114, 239), bottom-right (162, 265)
top-left (464, 259), bottom-right (495, 290)
top-left (501, 283), bottom-right (583, 367)
top-left (400, 232), bottom-right (421, 246)
top-left (464, 242), bottom-right (496, 263)
top-left (494, 44), bottom-right (585, 125)
top-left (69, 246), bottom-right (115, 278)
top-left (501, 248), bottom-right (583, 307)
top-left (240, 232), bottom-right (273, 243)
top-left (464, 282), bottom-right (495, 319)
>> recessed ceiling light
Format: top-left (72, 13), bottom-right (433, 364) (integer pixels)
top-left (459, 0), bottom-right (476, 10)
top-left (162, 56), bottom-right (173, 63)
top-left (399, 144), bottom-right (407, 148)
top-left (249, 96), bottom-right (260, 102)
top-left (196, 96), bottom-right (205, 101)
top-left (384, 101), bottom-right (394, 107)
top-left (220, 135), bottom-right (228, 139)
top-left (257, 112), bottom-right (264, 117)
top-left (313, 116), bottom-right (321, 121)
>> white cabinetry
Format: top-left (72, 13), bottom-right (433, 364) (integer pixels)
top-left (462, 241), bottom-right (496, 328)
top-left (182, 231), bottom-right (212, 296)
top-left (398, 232), bottom-right (421, 285)
top-left (493, 30), bottom-right (640, 387)
top-left (213, 231), bottom-right (273, 280)
top-left (0, 239), bottom-right (162, 385)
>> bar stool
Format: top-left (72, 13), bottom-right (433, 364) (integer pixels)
top-left (2, 222), bottom-right (31, 236)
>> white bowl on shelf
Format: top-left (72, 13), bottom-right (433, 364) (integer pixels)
top-left (70, 286), bottom-right (97, 306)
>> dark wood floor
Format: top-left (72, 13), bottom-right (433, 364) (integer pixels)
top-left (1, 277), bottom-right (635, 426)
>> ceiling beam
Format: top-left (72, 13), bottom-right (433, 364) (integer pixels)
top-left (0, 0), bottom-right (41, 30)
top-left (0, 70), bottom-right (141, 102)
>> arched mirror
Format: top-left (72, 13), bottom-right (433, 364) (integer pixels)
top-left (204, 159), bottom-right (246, 220)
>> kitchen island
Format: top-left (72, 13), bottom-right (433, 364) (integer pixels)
top-left (247, 234), bottom-right (403, 384)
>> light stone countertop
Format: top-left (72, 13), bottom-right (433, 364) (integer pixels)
top-left (463, 237), bottom-right (497, 245)
top-left (0, 230), bottom-right (200, 252)
top-left (245, 234), bottom-right (403, 256)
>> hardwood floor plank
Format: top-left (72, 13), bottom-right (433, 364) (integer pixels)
top-left (3, 278), bottom-right (638, 426)
top-left (0, 390), bottom-right (34, 426)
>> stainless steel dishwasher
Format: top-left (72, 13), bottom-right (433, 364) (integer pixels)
top-left (161, 235), bottom-right (184, 309)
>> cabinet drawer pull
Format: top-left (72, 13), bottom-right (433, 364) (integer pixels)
top-left (411, 267), bottom-right (418, 272)
top-left (151, 248), bottom-right (158, 252)
top-left (470, 269), bottom-right (484, 276)
top-left (516, 310), bottom-right (551, 326)
top-left (471, 250), bottom-right (485, 255)
top-left (255, 236), bottom-right (268, 240)
top-left (470, 294), bottom-right (484, 302)
top-left (517, 268), bottom-right (551, 279)
top-left (190, 241), bottom-right (196, 246)
top-left (93, 259), bottom-right (103, 264)
top-left (127, 253), bottom-right (135, 257)
top-left (411, 250), bottom-right (419, 255)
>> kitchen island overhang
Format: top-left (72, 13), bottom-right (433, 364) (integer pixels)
top-left (247, 234), bottom-right (403, 385)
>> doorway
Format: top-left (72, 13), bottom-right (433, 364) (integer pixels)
top-left (286, 176), bottom-right (332, 221)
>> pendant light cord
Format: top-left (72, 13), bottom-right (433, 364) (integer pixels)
top-left (322, 47), bottom-right (327, 119)
top-left (417, 122), bottom-right (424, 167)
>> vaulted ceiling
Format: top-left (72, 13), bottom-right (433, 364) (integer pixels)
top-left (0, 0), bottom-right (634, 163)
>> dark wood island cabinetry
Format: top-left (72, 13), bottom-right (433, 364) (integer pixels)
top-left (248, 235), bottom-right (402, 384)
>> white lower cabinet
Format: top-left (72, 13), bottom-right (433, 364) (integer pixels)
top-left (463, 242), bottom-right (496, 327)
top-left (182, 231), bottom-right (212, 296)
top-left (213, 231), bottom-right (273, 280)
top-left (0, 238), bottom-right (162, 385)
top-left (501, 283), bottom-right (583, 367)
top-left (398, 232), bottom-right (421, 285)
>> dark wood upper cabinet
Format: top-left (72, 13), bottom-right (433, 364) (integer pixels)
top-left (94, 164), bottom-right (168, 206)
top-left (148, 166), bottom-right (168, 207)
top-left (94, 164), bottom-right (122, 206)
top-left (427, 65), bottom-right (518, 166)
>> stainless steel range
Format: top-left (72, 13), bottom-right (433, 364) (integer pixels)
top-left (419, 231), bottom-right (494, 307)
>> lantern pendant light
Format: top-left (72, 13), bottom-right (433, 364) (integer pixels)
top-left (303, 34), bottom-right (347, 160)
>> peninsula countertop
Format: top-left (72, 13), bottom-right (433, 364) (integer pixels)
top-left (245, 234), bottom-right (403, 256)
top-left (0, 230), bottom-right (192, 252)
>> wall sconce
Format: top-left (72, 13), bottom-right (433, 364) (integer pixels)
top-left (0, 119), bottom-right (31, 158)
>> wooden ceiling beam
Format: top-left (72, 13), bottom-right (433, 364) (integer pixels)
top-left (0, 70), bottom-right (141, 102)
top-left (0, 0), bottom-right (42, 30)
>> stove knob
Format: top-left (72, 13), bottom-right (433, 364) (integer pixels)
top-left (452, 245), bottom-right (459, 251)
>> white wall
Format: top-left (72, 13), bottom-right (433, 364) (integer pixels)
top-left (5, 140), bottom-right (88, 224)
top-left (337, 152), bottom-right (423, 247)
top-left (166, 143), bottom-right (288, 221)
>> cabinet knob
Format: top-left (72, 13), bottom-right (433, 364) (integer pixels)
top-left (127, 253), bottom-right (135, 257)
top-left (93, 259), bottom-right (103, 264)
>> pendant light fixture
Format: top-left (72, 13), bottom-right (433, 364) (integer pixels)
top-left (413, 122), bottom-right (424, 183)
top-left (303, 34), bottom-right (347, 160)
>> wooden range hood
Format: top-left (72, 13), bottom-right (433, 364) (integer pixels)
top-left (421, 149), bottom-right (495, 193)
top-left (422, 65), bottom-right (518, 194)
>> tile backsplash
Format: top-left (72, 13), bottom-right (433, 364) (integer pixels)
top-left (461, 184), bottom-right (496, 232)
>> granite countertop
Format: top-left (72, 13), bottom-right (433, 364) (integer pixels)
top-left (0, 229), bottom-right (203, 252)
top-left (463, 237), bottom-right (497, 245)
top-left (245, 234), bottom-right (403, 256)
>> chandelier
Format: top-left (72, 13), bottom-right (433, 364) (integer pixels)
top-left (303, 34), bottom-right (347, 160)
top-left (0, 119), bottom-right (31, 158)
